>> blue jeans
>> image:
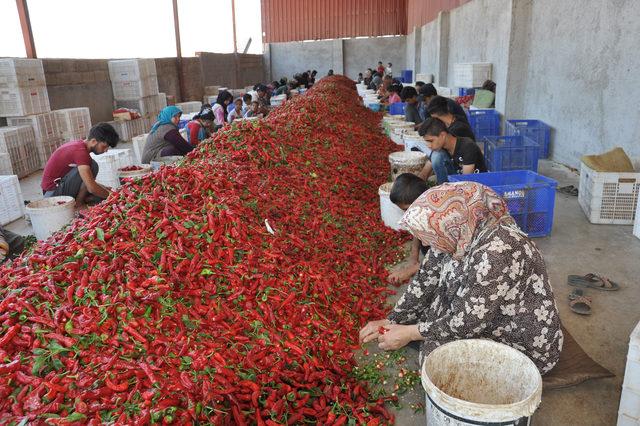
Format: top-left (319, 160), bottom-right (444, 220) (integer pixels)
top-left (430, 150), bottom-right (457, 184)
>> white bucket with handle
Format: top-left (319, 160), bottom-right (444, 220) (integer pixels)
top-left (421, 339), bottom-right (542, 426)
top-left (378, 182), bottom-right (405, 231)
top-left (388, 151), bottom-right (427, 180)
top-left (25, 196), bottom-right (75, 240)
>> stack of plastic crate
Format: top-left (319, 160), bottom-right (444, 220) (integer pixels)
top-left (91, 149), bottom-right (134, 188)
top-left (0, 175), bottom-right (25, 225)
top-left (0, 126), bottom-right (40, 178)
top-left (107, 119), bottom-right (147, 142)
top-left (176, 101), bottom-right (202, 114)
top-left (54, 107), bottom-right (92, 142)
top-left (0, 153), bottom-right (13, 175)
top-left (109, 59), bottom-right (160, 118)
top-left (8, 112), bottom-right (64, 168)
top-left (0, 58), bottom-right (50, 117)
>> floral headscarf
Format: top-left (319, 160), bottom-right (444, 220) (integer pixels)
top-left (399, 182), bottom-right (513, 259)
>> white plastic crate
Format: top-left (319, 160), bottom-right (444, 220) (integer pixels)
top-left (618, 321), bottom-right (640, 425)
top-left (0, 153), bottom-right (13, 175)
top-left (7, 111), bottom-right (60, 142)
top-left (35, 138), bottom-right (65, 169)
top-left (107, 119), bottom-right (147, 142)
top-left (91, 148), bottom-right (134, 188)
top-left (115, 93), bottom-right (166, 118)
top-left (453, 62), bottom-right (492, 88)
top-left (54, 108), bottom-right (92, 141)
top-left (0, 175), bottom-right (25, 225)
top-left (111, 76), bottom-right (159, 100)
top-left (0, 85), bottom-right (50, 117)
top-left (0, 126), bottom-right (40, 178)
top-left (176, 101), bottom-right (202, 114)
top-left (0, 58), bottom-right (46, 88)
top-left (578, 161), bottom-right (640, 224)
top-left (435, 86), bottom-right (453, 97)
top-left (132, 133), bottom-right (148, 164)
top-left (634, 197), bottom-right (640, 240)
top-left (108, 59), bottom-right (157, 82)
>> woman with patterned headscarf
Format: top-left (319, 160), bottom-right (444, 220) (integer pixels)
top-left (359, 182), bottom-right (563, 374)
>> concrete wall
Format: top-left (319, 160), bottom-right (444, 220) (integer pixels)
top-left (199, 53), bottom-right (265, 89)
top-left (506, 0), bottom-right (640, 167)
top-left (267, 36), bottom-right (406, 81)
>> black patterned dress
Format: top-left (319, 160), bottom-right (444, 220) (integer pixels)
top-left (388, 222), bottom-right (563, 374)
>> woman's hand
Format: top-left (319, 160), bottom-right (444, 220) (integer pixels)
top-left (377, 324), bottom-right (422, 351)
top-left (359, 319), bottom-right (391, 344)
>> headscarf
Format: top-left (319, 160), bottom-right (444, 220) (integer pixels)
top-left (150, 106), bottom-right (182, 134)
top-left (399, 182), bottom-right (514, 259)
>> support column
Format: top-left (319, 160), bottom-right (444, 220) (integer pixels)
top-left (15, 0), bottom-right (37, 58)
top-left (436, 11), bottom-right (450, 87)
top-left (172, 0), bottom-right (186, 102)
top-left (331, 39), bottom-right (344, 75)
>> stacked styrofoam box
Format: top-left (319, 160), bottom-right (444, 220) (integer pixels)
top-left (107, 119), bottom-right (147, 142)
top-left (453, 63), bottom-right (492, 88)
top-left (0, 58), bottom-right (51, 117)
top-left (115, 93), bottom-right (167, 118)
top-left (176, 101), bottom-right (202, 114)
top-left (618, 321), bottom-right (640, 425)
top-left (91, 148), bottom-right (133, 188)
top-left (0, 175), bottom-right (25, 225)
top-left (0, 126), bottom-right (40, 178)
top-left (0, 153), bottom-right (13, 175)
top-left (54, 108), bottom-right (92, 142)
top-left (7, 112), bottom-right (64, 168)
top-left (578, 161), bottom-right (640, 225)
top-left (109, 59), bottom-right (159, 101)
top-left (132, 133), bottom-right (148, 165)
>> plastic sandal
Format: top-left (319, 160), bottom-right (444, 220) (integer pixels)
top-left (568, 289), bottom-right (592, 315)
top-left (567, 273), bottom-right (620, 291)
top-left (557, 185), bottom-right (578, 196)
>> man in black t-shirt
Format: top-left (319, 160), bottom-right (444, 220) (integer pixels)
top-left (426, 96), bottom-right (476, 141)
top-left (418, 84), bottom-right (469, 125)
top-left (417, 117), bottom-right (486, 184)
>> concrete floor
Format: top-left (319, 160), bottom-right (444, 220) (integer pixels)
top-left (4, 158), bottom-right (640, 425)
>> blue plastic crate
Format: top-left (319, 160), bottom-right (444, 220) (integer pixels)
top-left (389, 102), bottom-right (406, 115)
top-left (449, 170), bottom-right (557, 237)
top-left (367, 103), bottom-right (381, 112)
top-left (506, 120), bottom-right (551, 159)
top-left (458, 87), bottom-right (476, 97)
top-left (467, 109), bottom-right (500, 139)
top-left (484, 135), bottom-right (540, 172)
top-left (401, 70), bottom-right (413, 83)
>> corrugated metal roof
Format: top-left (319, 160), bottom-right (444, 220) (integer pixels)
top-left (406, 0), bottom-right (471, 31)
top-left (261, 0), bottom-right (408, 43)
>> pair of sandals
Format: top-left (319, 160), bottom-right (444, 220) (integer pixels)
top-left (567, 273), bottom-right (620, 315)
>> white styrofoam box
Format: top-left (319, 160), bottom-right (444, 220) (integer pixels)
top-left (634, 196), bottom-right (640, 240)
top-left (453, 62), bottom-right (492, 88)
top-left (132, 133), bottom-right (148, 164)
top-left (0, 85), bottom-right (50, 117)
top-left (0, 175), bottom-right (25, 225)
top-left (91, 148), bottom-right (134, 188)
top-left (111, 76), bottom-right (159, 100)
top-left (7, 111), bottom-right (60, 142)
top-left (115, 93), bottom-right (167, 118)
top-left (0, 153), bottom-right (13, 175)
top-left (435, 86), bottom-right (453, 97)
top-left (578, 161), bottom-right (640, 225)
top-left (0, 126), bottom-right (40, 178)
top-left (204, 95), bottom-right (217, 106)
top-left (176, 101), bottom-right (202, 114)
top-left (108, 59), bottom-right (157, 82)
top-left (0, 58), bottom-right (46, 88)
top-left (54, 108), bottom-right (92, 142)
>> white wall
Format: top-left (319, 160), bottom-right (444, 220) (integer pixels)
top-left (343, 37), bottom-right (406, 80)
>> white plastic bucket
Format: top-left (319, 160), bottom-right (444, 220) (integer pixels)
top-left (378, 182), bottom-right (405, 231)
top-left (150, 156), bottom-right (182, 171)
top-left (421, 339), bottom-right (542, 426)
top-left (390, 132), bottom-right (405, 146)
top-left (25, 196), bottom-right (75, 240)
top-left (388, 151), bottom-right (427, 180)
top-left (404, 135), bottom-right (432, 156)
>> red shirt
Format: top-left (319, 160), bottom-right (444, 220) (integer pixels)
top-left (377, 65), bottom-right (386, 75)
top-left (41, 140), bottom-right (91, 191)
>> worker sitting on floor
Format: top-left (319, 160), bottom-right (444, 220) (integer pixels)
top-left (386, 83), bottom-right (403, 105)
top-left (141, 106), bottom-right (193, 164)
top-left (417, 117), bottom-right (486, 184)
top-left (186, 105), bottom-right (214, 146)
top-left (41, 122), bottom-right (119, 209)
top-left (0, 226), bottom-right (28, 264)
top-left (387, 173), bottom-right (431, 284)
top-left (400, 86), bottom-right (422, 125)
top-left (377, 75), bottom-right (393, 101)
top-left (227, 98), bottom-right (245, 121)
top-left (418, 84), bottom-right (469, 125)
top-left (212, 90), bottom-right (234, 129)
top-left (255, 84), bottom-right (270, 112)
top-left (425, 95), bottom-right (475, 141)
top-left (244, 101), bottom-right (263, 119)
top-left (360, 181), bottom-right (563, 374)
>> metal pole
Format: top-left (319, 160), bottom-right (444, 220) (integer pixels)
top-left (15, 0), bottom-right (37, 58)
top-left (172, 0), bottom-right (186, 101)
top-left (231, 0), bottom-right (239, 88)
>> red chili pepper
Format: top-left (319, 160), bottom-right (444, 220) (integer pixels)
top-left (0, 324), bottom-right (20, 348)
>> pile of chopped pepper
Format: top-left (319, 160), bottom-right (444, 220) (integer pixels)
top-left (0, 76), bottom-right (409, 425)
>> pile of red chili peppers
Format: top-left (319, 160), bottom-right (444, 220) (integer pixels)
top-left (0, 76), bottom-right (406, 424)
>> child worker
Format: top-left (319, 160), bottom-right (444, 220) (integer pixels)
top-left (186, 105), bottom-right (214, 146)
top-left (227, 98), bottom-right (245, 121)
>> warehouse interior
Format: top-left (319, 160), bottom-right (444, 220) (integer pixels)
top-left (0, 0), bottom-right (639, 425)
